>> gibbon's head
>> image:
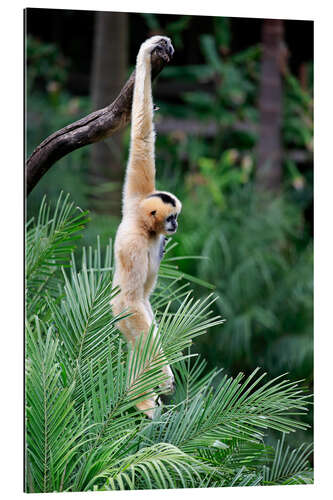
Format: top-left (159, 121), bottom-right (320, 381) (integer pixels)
top-left (140, 191), bottom-right (182, 236)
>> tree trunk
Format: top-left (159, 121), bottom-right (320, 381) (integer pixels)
top-left (256, 19), bottom-right (285, 191)
top-left (90, 12), bottom-right (128, 215)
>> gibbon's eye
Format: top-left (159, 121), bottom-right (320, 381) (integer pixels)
top-left (151, 210), bottom-right (156, 216)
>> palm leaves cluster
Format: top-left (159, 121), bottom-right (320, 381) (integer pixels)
top-left (25, 193), bottom-right (313, 492)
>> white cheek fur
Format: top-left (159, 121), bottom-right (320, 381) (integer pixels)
top-left (165, 221), bottom-right (176, 233)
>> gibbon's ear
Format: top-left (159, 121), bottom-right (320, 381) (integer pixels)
top-left (151, 210), bottom-right (157, 216)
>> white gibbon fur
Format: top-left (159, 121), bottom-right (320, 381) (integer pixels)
top-left (111, 36), bottom-right (182, 418)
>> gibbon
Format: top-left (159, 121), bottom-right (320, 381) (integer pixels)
top-left (111, 36), bottom-right (182, 418)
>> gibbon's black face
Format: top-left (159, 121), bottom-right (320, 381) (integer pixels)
top-left (165, 213), bottom-right (178, 234)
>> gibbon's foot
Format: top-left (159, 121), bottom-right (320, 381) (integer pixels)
top-left (160, 365), bottom-right (175, 394)
top-left (136, 394), bottom-right (162, 419)
top-left (160, 380), bottom-right (175, 395)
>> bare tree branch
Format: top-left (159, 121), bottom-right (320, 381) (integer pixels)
top-left (26, 46), bottom-right (171, 195)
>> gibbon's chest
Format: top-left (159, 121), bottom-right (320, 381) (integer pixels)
top-left (147, 235), bottom-right (165, 276)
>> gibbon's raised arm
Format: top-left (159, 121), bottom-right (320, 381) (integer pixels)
top-left (123, 37), bottom-right (174, 206)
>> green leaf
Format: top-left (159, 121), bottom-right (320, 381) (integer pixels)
top-left (262, 434), bottom-right (313, 485)
top-left (26, 192), bottom-right (89, 318)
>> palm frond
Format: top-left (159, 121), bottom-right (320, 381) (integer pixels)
top-left (100, 443), bottom-right (214, 490)
top-left (25, 317), bottom-right (91, 492)
top-left (141, 368), bottom-right (311, 453)
top-left (46, 238), bottom-right (123, 408)
top-left (72, 431), bottom-right (137, 491)
top-left (229, 467), bottom-right (263, 487)
top-left (198, 438), bottom-right (273, 472)
top-left (159, 239), bottom-right (215, 290)
top-left (262, 434), bottom-right (313, 485)
top-left (171, 353), bottom-right (220, 405)
top-left (26, 192), bottom-right (89, 318)
top-left (158, 292), bottom-right (224, 349)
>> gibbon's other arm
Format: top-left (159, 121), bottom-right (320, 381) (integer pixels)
top-left (123, 36), bottom-right (174, 207)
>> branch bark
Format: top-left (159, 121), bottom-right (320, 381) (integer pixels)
top-left (26, 46), bottom-right (171, 195)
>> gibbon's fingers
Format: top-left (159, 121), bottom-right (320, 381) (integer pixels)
top-left (154, 38), bottom-right (174, 63)
top-left (139, 35), bottom-right (174, 61)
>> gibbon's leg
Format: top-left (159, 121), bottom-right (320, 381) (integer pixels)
top-left (115, 297), bottom-right (172, 416)
top-left (145, 299), bottom-right (175, 394)
top-left (123, 301), bottom-right (161, 419)
top-left (128, 351), bottom-right (161, 420)
top-left (112, 244), bottom-right (161, 418)
top-left (123, 36), bottom-right (174, 209)
top-left (113, 299), bottom-right (160, 418)
top-left (145, 299), bottom-right (155, 323)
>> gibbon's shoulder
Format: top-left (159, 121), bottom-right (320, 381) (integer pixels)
top-left (116, 229), bottom-right (142, 244)
top-left (116, 232), bottom-right (147, 257)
